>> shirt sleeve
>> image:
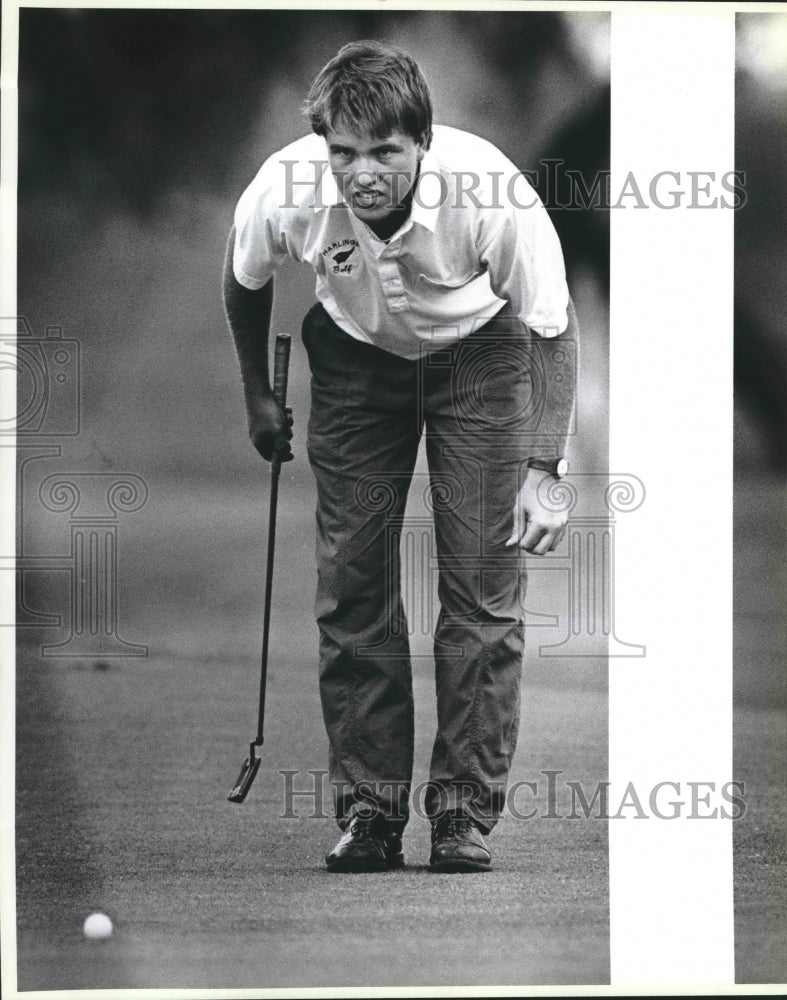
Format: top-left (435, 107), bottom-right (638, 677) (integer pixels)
top-left (478, 179), bottom-right (569, 337)
top-left (232, 163), bottom-right (291, 290)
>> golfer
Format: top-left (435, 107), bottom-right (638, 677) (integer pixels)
top-left (224, 40), bottom-right (577, 872)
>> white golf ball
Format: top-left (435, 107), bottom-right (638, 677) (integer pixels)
top-left (83, 912), bottom-right (113, 940)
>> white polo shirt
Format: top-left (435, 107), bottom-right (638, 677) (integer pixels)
top-left (233, 125), bottom-right (569, 359)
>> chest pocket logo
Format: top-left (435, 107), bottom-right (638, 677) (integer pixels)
top-left (332, 245), bottom-right (357, 275)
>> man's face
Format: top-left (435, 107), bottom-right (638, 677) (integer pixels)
top-left (325, 127), bottom-right (424, 223)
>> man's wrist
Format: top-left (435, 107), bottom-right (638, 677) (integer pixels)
top-left (527, 457), bottom-right (568, 478)
top-left (245, 386), bottom-right (277, 419)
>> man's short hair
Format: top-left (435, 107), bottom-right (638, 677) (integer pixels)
top-left (304, 40), bottom-right (433, 149)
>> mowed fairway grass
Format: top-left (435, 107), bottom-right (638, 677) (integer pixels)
top-left (733, 476), bottom-right (787, 983)
top-left (16, 471), bottom-right (610, 991)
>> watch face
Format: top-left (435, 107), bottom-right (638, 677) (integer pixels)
top-left (556, 458), bottom-right (569, 477)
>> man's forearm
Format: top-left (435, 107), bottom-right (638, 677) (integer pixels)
top-left (523, 295), bottom-right (579, 458)
top-left (223, 226), bottom-right (275, 412)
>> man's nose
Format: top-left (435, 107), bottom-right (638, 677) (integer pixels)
top-left (355, 166), bottom-right (377, 189)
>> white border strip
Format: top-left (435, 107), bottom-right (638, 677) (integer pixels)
top-left (0, 0), bottom-right (19, 997)
top-left (609, 8), bottom-right (735, 989)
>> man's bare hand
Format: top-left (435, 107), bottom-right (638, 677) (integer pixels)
top-left (248, 395), bottom-right (294, 463)
top-left (504, 467), bottom-right (568, 555)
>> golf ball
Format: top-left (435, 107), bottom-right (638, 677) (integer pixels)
top-left (83, 912), bottom-right (113, 939)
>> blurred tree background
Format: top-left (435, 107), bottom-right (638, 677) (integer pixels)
top-left (735, 14), bottom-right (787, 474)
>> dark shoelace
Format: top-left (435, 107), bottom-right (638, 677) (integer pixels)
top-left (433, 812), bottom-right (473, 839)
top-left (350, 816), bottom-right (383, 839)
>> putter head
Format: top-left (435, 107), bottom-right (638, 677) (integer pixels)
top-left (228, 751), bottom-right (261, 803)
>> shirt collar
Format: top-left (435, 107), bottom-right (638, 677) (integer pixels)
top-left (313, 141), bottom-right (442, 234)
top-left (409, 145), bottom-right (441, 233)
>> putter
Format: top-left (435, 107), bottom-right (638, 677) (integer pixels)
top-left (228, 332), bottom-right (292, 803)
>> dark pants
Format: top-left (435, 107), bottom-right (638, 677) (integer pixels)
top-left (302, 303), bottom-right (532, 834)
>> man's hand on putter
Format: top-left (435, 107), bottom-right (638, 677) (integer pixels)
top-left (505, 467), bottom-right (567, 555)
top-left (248, 395), bottom-right (294, 462)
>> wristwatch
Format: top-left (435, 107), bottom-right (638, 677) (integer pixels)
top-left (527, 457), bottom-right (569, 478)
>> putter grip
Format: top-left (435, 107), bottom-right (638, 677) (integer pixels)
top-left (272, 333), bottom-right (291, 408)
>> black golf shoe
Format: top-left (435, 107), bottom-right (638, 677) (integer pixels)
top-left (429, 810), bottom-right (492, 872)
top-left (325, 813), bottom-right (405, 873)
